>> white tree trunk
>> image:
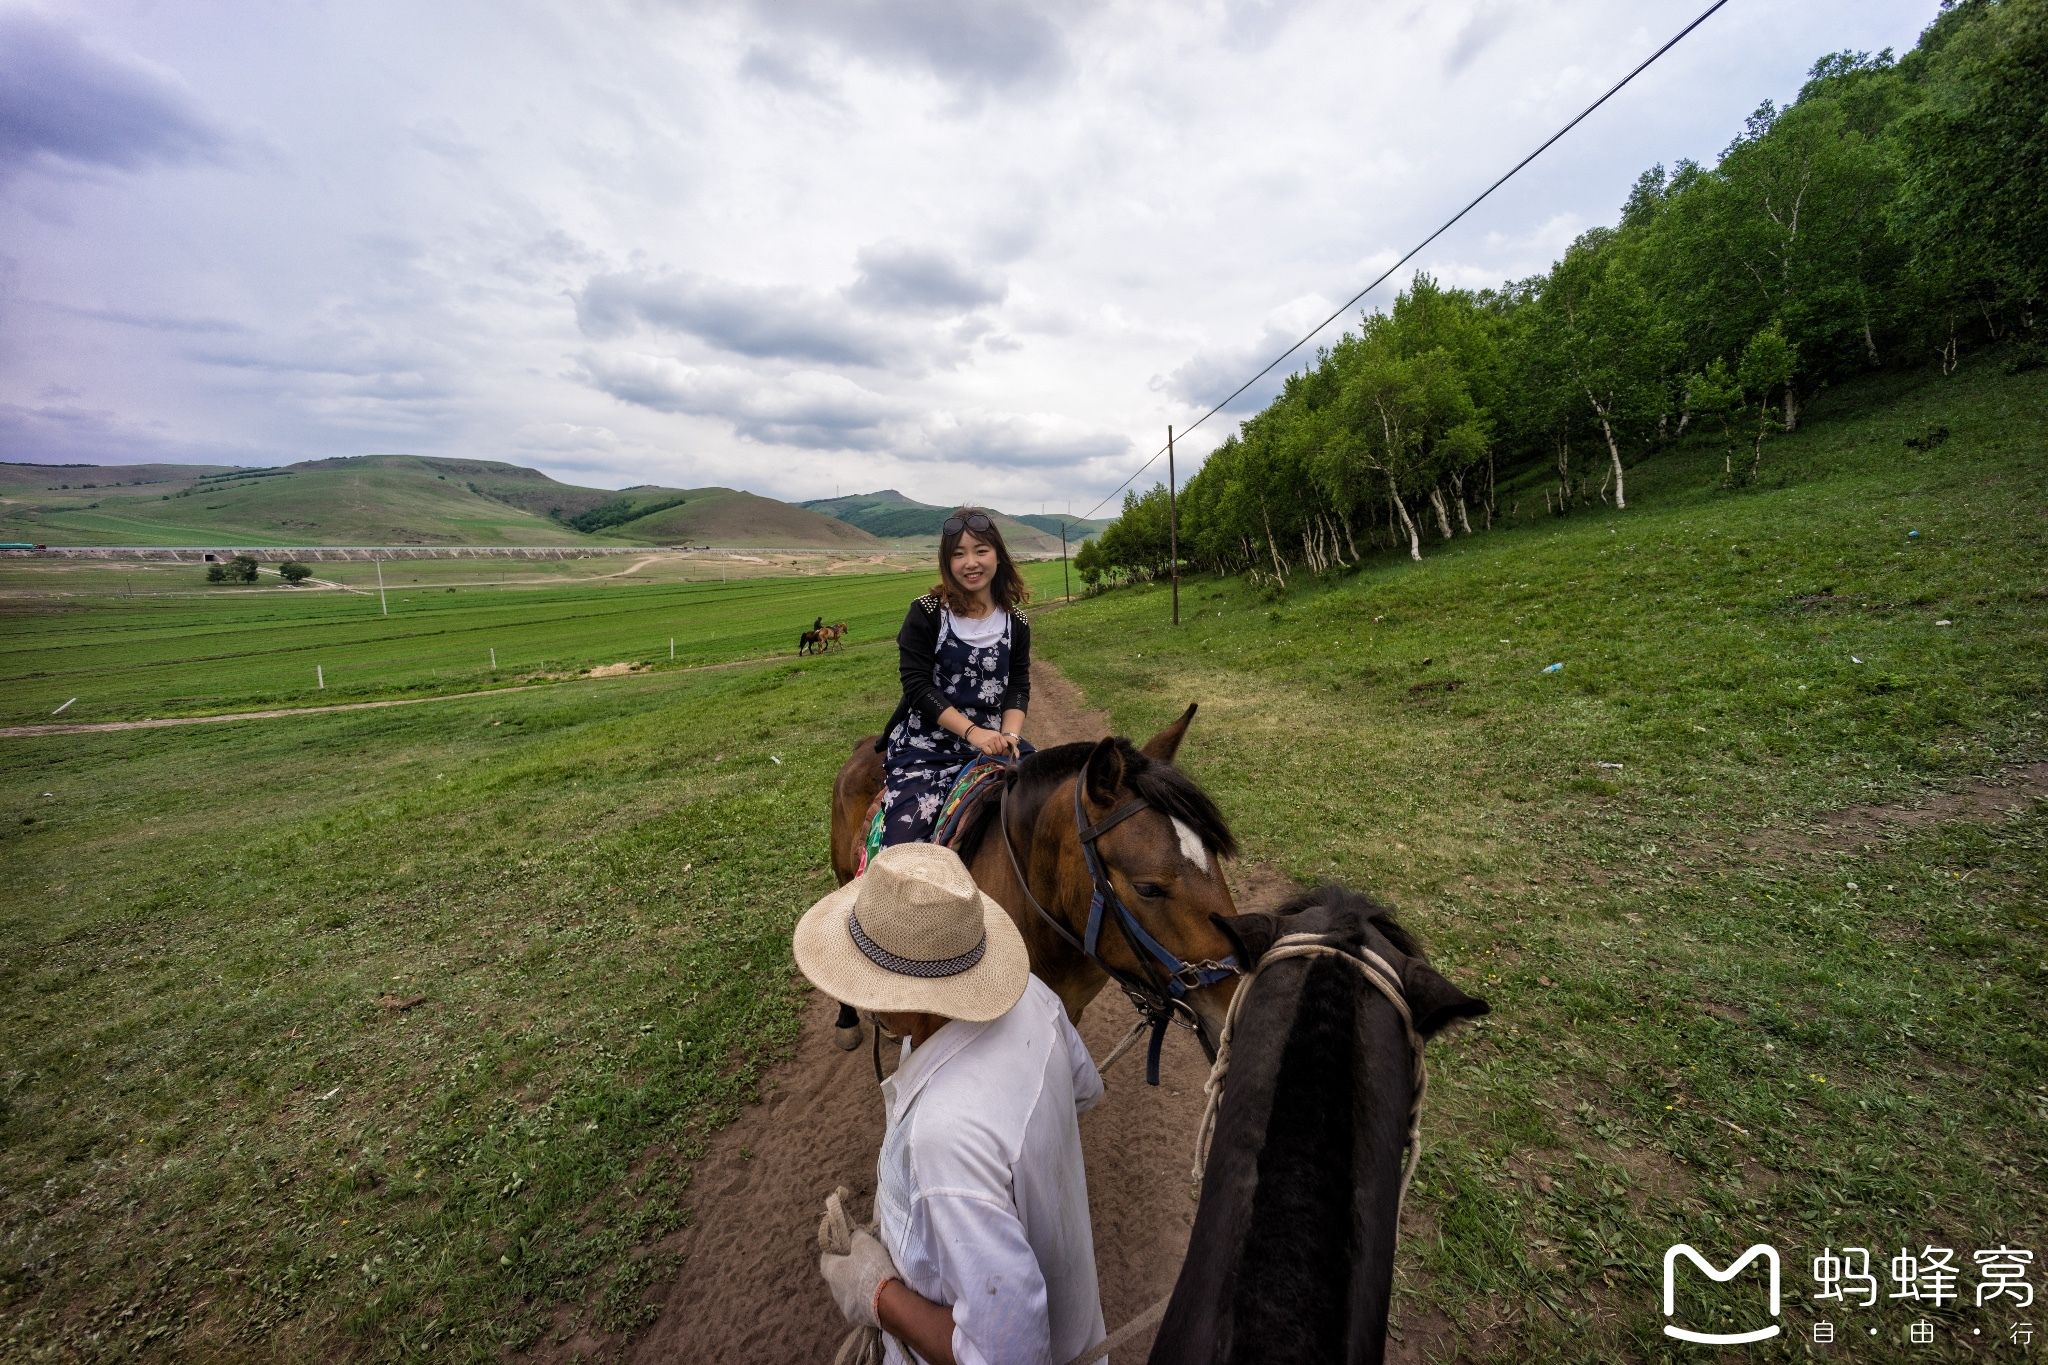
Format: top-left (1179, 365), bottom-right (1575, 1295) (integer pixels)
top-left (1261, 502), bottom-right (1287, 586)
top-left (1590, 398), bottom-right (1629, 510)
top-left (1386, 472), bottom-right (1422, 561)
top-left (1428, 486), bottom-right (1454, 540)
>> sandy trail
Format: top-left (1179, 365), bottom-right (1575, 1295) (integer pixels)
top-left (533, 664), bottom-right (1307, 1364)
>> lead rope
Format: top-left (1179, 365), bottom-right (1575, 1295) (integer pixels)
top-left (1063, 935), bottom-right (1427, 1365)
top-left (1190, 934), bottom-right (1427, 1212)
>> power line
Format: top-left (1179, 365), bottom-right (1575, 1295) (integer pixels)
top-left (1084, 0), bottom-right (1733, 520)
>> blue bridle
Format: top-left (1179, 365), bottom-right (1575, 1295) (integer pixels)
top-left (999, 773), bottom-right (1241, 1085)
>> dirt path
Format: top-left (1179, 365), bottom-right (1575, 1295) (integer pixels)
top-left (0, 653), bottom-right (787, 739)
top-left (0, 686), bottom-right (549, 737)
top-left (529, 664), bottom-right (1304, 1364)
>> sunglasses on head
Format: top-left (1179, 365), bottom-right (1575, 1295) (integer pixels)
top-left (943, 512), bottom-right (994, 536)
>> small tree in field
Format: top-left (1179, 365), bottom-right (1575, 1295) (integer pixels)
top-left (279, 561), bottom-right (312, 584)
top-left (205, 563), bottom-right (227, 583)
top-left (1685, 359), bottom-right (1745, 486)
top-left (228, 555), bottom-right (260, 583)
top-left (1737, 324), bottom-right (1798, 483)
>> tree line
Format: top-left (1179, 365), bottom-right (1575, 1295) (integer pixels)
top-left (1079, 0), bottom-right (2042, 590)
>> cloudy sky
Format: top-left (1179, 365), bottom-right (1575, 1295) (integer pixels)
top-left (1, 0), bottom-right (1936, 512)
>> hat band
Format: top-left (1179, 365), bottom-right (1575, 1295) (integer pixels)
top-left (848, 909), bottom-right (987, 978)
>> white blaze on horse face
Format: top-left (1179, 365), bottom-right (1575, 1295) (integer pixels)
top-left (1171, 817), bottom-right (1209, 873)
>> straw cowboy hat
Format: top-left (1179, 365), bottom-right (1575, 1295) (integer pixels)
top-left (794, 842), bottom-right (1028, 1022)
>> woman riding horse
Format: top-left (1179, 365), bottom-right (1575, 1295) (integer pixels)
top-left (831, 508), bottom-right (1032, 1044)
top-left (879, 509), bottom-right (1031, 844)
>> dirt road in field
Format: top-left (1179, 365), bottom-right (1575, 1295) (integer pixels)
top-left (550, 663), bottom-right (1306, 1365)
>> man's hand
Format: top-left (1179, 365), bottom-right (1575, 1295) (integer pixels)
top-left (819, 1228), bottom-right (899, 1328)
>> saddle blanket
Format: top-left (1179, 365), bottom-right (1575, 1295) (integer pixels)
top-left (856, 754), bottom-right (1009, 876)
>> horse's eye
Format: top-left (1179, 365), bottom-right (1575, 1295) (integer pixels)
top-left (1134, 882), bottom-right (1168, 900)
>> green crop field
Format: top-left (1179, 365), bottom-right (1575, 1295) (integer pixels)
top-left (0, 560), bottom-right (1067, 726)
top-left (1037, 357), bottom-right (2047, 1354)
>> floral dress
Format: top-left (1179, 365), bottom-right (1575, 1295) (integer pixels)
top-left (880, 610), bottom-right (1013, 847)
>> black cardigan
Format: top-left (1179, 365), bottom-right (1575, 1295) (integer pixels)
top-left (875, 594), bottom-right (1031, 752)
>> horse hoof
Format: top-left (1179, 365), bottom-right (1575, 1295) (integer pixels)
top-left (834, 1023), bottom-right (863, 1051)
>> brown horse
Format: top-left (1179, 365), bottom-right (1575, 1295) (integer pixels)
top-left (1147, 887), bottom-right (1488, 1365)
top-left (828, 706), bottom-right (1245, 1063)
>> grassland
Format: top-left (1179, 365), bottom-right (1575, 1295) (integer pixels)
top-left (1037, 356), bottom-right (2047, 1354)
top-left (0, 561), bottom-right (1065, 726)
top-left (1, 356), bottom-right (2039, 1361)
top-left (1, 661), bottom-right (894, 1361)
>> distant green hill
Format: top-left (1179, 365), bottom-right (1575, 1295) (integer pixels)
top-left (801, 490), bottom-right (1107, 556)
top-left (0, 454), bottom-right (885, 549)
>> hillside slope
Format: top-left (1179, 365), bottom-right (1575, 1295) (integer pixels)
top-left (0, 455), bottom-right (882, 548)
top-left (618, 487), bottom-right (885, 548)
top-left (801, 490), bottom-right (1104, 555)
top-left (1038, 354), bottom-right (2048, 1357)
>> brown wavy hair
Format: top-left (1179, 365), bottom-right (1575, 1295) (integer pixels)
top-left (933, 507), bottom-right (1030, 613)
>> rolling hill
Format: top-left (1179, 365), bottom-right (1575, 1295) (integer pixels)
top-left (0, 455), bottom-right (886, 549)
top-left (801, 490), bottom-right (1107, 556)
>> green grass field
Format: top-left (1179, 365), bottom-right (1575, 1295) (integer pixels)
top-left (1037, 356), bottom-right (2047, 1355)
top-left (0, 561), bottom-right (1066, 726)
top-left (1, 663), bottom-right (894, 1361)
top-left (0, 356), bottom-right (2040, 1361)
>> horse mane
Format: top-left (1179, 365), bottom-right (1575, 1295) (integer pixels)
top-left (953, 738), bottom-right (1239, 864)
top-left (1273, 884), bottom-right (1423, 959)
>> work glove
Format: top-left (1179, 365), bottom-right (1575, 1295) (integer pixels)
top-left (819, 1226), bottom-right (899, 1329)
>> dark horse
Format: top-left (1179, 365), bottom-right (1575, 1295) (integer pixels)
top-left (1148, 887), bottom-right (1489, 1365)
top-left (797, 628), bottom-right (823, 655)
top-left (828, 706), bottom-right (1246, 1058)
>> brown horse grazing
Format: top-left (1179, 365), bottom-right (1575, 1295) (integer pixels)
top-left (828, 706), bottom-right (1246, 1066)
top-left (1147, 887), bottom-right (1489, 1365)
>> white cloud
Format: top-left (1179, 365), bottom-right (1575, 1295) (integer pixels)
top-left (0, 0), bottom-right (1942, 507)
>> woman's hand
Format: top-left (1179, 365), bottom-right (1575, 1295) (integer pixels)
top-left (965, 725), bottom-right (1009, 758)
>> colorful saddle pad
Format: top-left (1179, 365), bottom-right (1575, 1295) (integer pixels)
top-left (855, 754), bottom-right (1010, 877)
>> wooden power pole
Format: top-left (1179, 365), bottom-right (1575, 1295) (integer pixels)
top-left (1168, 425), bottom-right (1180, 626)
top-left (1060, 520), bottom-right (1071, 603)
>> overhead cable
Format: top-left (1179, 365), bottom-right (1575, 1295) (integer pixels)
top-left (1082, 0), bottom-right (1734, 520)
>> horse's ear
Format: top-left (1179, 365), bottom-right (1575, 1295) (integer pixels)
top-left (1139, 704), bottom-right (1198, 764)
top-left (1083, 737), bottom-right (1124, 808)
top-left (1403, 961), bottom-right (1490, 1039)
top-left (1211, 911), bottom-right (1280, 969)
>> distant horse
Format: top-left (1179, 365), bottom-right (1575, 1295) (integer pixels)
top-left (797, 628), bottom-right (824, 656)
top-left (815, 621), bottom-right (850, 651)
top-left (1147, 887), bottom-right (1489, 1365)
top-left (828, 706), bottom-right (1245, 1068)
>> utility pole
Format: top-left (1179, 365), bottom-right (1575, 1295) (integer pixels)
top-left (1060, 520), bottom-right (1070, 603)
top-left (375, 558), bottom-right (388, 617)
top-left (1168, 425), bottom-right (1180, 626)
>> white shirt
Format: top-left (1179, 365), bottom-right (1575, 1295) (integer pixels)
top-left (877, 974), bottom-right (1106, 1365)
top-left (943, 606), bottom-right (1008, 648)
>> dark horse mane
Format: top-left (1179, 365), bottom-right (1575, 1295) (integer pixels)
top-left (953, 738), bottom-right (1239, 864)
top-left (1271, 885), bottom-right (1423, 960)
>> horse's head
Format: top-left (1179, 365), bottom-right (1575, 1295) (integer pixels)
top-left (1211, 886), bottom-right (1491, 1040)
top-left (1065, 705), bottom-right (1245, 1059)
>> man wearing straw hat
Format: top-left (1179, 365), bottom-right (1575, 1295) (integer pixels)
top-left (797, 842), bottom-right (1107, 1365)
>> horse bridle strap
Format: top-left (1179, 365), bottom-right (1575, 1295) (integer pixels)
top-left (997, 777), bottom-right (1239, 1085)
top-left (1190, 933), bottom-right (1428, 1221)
